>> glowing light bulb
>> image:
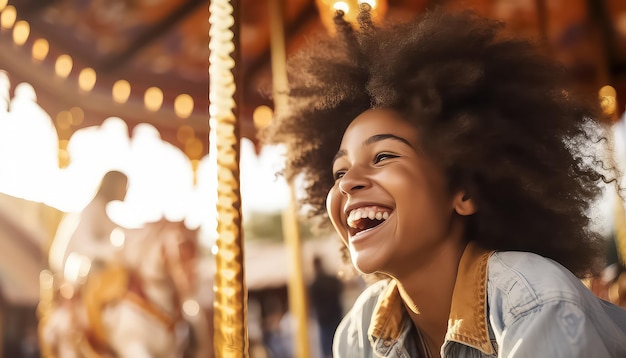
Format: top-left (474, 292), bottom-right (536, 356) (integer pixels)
top-left (333, 1), bottom-right (349, 14)
top-left (144, 87), bottom-right (163, 112)
top-left (177, 125), bottom-right (195, 143)
top-left (182, 299), bottom-right (200, 317)
top-left (110, 228), bottom-right (126, 247)
top-left (253, 105), bottom-right (273, 129)
top-left (0, 5), bottom-right (16, 29)
top-left (174, 93), bottom-right (194, 118)
top-left (32, 38), bottom-right (49, 61)
top-left (358, 0), bottom-right (377, 8)
top-left (12, 20), bottom-right (30, 45)
top-left (112, 80), bottom-right (131, 104)
top-left (78, 67), bottom-right (97, 92)
top-left (55, 55), bottom-right (73, 79)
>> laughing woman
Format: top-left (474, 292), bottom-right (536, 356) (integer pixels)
top-left (261, 6), bottom-right (626, 358)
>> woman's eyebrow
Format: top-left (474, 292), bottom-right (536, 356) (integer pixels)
top-left (364, 134), bottom-right (413, 148)
top-left (332, 133), bottom-right (413, 165)
top-left (332, 149), bottom-right (347, 164)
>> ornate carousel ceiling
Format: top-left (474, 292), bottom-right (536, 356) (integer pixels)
top-left (0, 0), bottom-right (625, 159)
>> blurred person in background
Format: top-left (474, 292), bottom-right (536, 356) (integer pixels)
top-left (262, 294), bottom-right (292, 358)
top-left (309, 255), bottom-right (343, 358)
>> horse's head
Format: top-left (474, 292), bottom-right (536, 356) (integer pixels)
top-left (53, 219), bottom-right (201, 357)
top-left (158, 219), bottom-right (199, 299)
top-left (123, 218), bottom-right (199, 305)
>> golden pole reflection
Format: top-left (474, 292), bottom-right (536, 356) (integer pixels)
top-left (209, 0), bottom-right (248, 356)
top-left (269, 0), bottom-right (311, 356)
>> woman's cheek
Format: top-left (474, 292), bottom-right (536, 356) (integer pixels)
top-left (326, 187), bottom-right (347, 241)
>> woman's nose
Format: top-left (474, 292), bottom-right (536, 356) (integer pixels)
top-left (338, 167), bottom-right (370, 195)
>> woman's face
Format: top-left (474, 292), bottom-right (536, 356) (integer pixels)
top-left (326, 109), bottom-right (471, 275)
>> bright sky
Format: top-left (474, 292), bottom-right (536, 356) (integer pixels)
top-left (0, 71), bottom-right (291, 247)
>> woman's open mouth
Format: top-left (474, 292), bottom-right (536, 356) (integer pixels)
top-left (346, 205), bottom-right (392, 237)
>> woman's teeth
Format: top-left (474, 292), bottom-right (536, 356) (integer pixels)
top-left (347, 208), bottom-right (390, 229)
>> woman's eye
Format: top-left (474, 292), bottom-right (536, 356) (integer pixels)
top-left (333, 170), bottom-right (346, 181)
top-left (374, 153), bottom-right (398, 163)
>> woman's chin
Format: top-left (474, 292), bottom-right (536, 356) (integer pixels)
top-left (352, 256), bottom-right (380, 275)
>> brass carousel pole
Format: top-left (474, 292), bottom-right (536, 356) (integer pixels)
top-left (37, 270), bottom-right (55, 358)
top-left (269, 0), bottom-right (311, 356)
top-left (599, 86), bottom-right (626, 305)
top-left (208, 0), bottom-right (248, 357)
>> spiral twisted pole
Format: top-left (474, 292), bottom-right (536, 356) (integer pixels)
top-left (208, 0), bottom-right (248, 356)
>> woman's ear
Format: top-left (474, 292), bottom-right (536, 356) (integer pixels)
top-left (453, 191), bottom-right (477, 216)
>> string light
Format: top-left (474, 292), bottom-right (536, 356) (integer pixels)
top-left (12, 19), bottom-right (29, 45)
top-left (599, 85), bottom-right (618, 120)
top-left (358, 0), bottom-right (377, 7)
top-left (253, 105), bottom-right (273, 129)
top-left (333, 1), bottom-right (350, 13)
top-left (110, 228), bottom-right (125, 248)
top-left (69, 107), bottom-right (84, 125)
top-left (55, 54), bottom-right (73, 79)
top-left (182, 299), bottom-right (200, 317)
top-left (112, 80), bottom-right (131, 104)
top-left (32, 38), bottom-right (49, 61)
top-left (174, 93), bottom-right (194, 118)
top-left (78, 67), bottom-right (97, 92)
top-left (315, 0), bottom-right (387, 33)
top-left (0, 5), bottom-right (16, 29)
top-left (55, 111), bottom-right (72, 129)
top-left (177, 125), bottom-right (195, 144)
top-left (184, 137), bottom-right (203, 160)
top-left (144, 86), bottom-right (163, 112)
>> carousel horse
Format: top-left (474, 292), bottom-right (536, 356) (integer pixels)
top-left (41, 218), bottom-right (200, 358)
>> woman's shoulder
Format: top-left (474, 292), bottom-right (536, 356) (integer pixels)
top-left (488, 250), bottom-right (584, 299)
top-left (486, 251), bottom-right (626, 355)
top-left (332, 279), bottom-right (391, 357)
top-left (486, 250), bottom-right (626, 323)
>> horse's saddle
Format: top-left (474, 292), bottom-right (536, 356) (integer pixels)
top-left (82, 263), bottom-right (129, 355)
top-left (82, 262), bottom-right (182, 355)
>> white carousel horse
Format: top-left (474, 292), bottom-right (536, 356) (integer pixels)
top-left (41, 218), bottom-right (201, 358)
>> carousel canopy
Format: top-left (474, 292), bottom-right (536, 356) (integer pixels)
top-left (0, 0), bottom-right (624, 158)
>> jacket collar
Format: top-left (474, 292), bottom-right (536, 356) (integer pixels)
top-left (446, 241), bottom-right (495, 354)
top-left (367, 241), bottom-right (495, 355)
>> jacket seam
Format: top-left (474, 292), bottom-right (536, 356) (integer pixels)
top-left (506, 297), bottom-right (585, 326)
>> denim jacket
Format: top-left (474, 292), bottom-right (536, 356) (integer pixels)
top-left (333, 242), bottom-right (626, 357)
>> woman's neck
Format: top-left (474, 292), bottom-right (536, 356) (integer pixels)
top-left (392, 240), bottom-right (467, 357)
